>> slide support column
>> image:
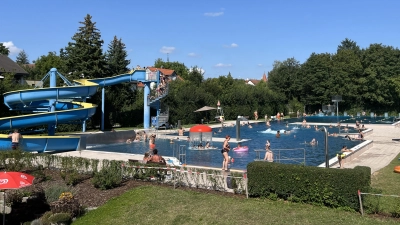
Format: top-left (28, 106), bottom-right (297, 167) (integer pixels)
top-left (48, 68), bottom-right (57, 136)
top-left (101, 87), bottom-right (105, 131)
top-left (144, 83), bottom-right (150, 129)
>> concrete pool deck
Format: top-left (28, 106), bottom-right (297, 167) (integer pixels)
top-left (337, 123), bottom-right (400, 173)
top-left (57, 120), bottom-right (400, 174)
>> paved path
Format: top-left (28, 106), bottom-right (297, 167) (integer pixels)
top-left (343, 124), bottom-right (400, 173)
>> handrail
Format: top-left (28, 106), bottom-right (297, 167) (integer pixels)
top-left (254, 148), bottom-right (306, 165)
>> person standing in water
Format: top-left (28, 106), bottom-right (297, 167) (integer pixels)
top-left (8, 129), bottom-right (22, 150)
top-left (221, 135), bottom-right (231, 171)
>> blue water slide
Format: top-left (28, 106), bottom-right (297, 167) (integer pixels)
top-left (88, 70), bottom-right (148, 86)
top-left (0, 69), bottom-right (150, 152)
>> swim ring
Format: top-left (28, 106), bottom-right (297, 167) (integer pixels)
top-left (394, 165), bottom-right (400, 173)
top-left (233, 146), bottom-right (249, 152)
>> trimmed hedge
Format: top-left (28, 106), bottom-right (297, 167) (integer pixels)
top-left (247, 162), bottom-right (371, 210)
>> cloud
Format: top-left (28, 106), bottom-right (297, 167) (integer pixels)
top-left (189, 67), bottom-right (205, 74)
top-left (223, 43), bottom-right (238, 48)
top-left (257, 64), bottom-right (263, 66)
top-left (188, 52), bottom-right (198, 57)
top-left (214, 63), bottom-right (232, 68)
top-left (160, 46), bottom-right (175, 54)
top-left (1, 41), bottom-right (22, 55)
top-left (204, 12), bottom-right (224, 17)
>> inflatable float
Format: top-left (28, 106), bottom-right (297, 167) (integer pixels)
top-left (233, 146), bottom-right (249, 152)
top-left (394, 165), bottom-right (400, 173)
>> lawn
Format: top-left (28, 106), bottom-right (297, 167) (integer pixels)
top-left (73, 185), bottom-right (398, 225)
top-left (369, 153), bottom-right (400, 214)
top-left (71, 153), bottom-right (400, 225)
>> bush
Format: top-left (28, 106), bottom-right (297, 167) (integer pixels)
top-left (50, 192), bottom-right (82, 217)
top-left (44, 184), bottom-right (77, 203)
top-left (91, 160), bottom-right (123, 190)
top-left (48, 213), bottom-right (72, 225)
top-left (247, 162), bottom-right (371, 210)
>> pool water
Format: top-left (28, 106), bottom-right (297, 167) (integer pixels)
top-left (89, 119), bottom-right (365, 170)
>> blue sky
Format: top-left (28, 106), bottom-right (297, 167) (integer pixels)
top-left (2, 0), bottom-right (400, 79)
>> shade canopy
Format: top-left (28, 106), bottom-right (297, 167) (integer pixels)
top-left (0, 172), bottom-right (35, 189)
top-left (189, 125), bottom-right (212, 133)
top-left (194, 106), bottom-right (217, 112)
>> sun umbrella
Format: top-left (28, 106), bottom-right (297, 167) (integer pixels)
top-left (193, 106), bottom-right (217, 112)
top-left (0, 172), bottom-right (35, 225)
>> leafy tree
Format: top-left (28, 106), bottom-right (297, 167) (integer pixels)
top-left (0, 43), bottom-right (9, 56)
top-left (331, 49), bottom-right (363, 110)
top-left (16, 50), bottom-right (30, 65)
top-left (267, 58), bottom-right (301, 102)
top-left (187, 66), bottom-right (204, 86)
top-left (33, 51), bottom-right (67, 85)
top-left (64, 14), bottom-right (107, 79)
top-left (299, 53), bottom-right (333, 113)
top-left (154, 58), bottom-right (188, 79)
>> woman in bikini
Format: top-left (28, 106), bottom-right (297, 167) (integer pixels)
top-left (221, 135), bottom-right (231, 171)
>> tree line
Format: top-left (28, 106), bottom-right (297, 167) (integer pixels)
top-left (1, 15), bottom-right (400, 132)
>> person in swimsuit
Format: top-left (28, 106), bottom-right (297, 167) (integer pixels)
top-left (221, 135), bottom-right (231, 171)
top-left (8, 129), bottom-right (22, 150)
top-left (337, 145), bottom-right (353, 168)
top-left (264, 140), bottom-right (273, 162)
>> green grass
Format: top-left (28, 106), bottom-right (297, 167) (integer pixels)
top-left (369, 153), bottom-right (400, 214)
top-left (73, 185), bottom-right (398, 225)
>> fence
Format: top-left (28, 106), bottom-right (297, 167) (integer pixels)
top-left (121, 163), bottom-right (248, 196)
top-left (358, 190), bottom-right (400, 216)
top-left (254, 148), bottom-right (306, 165)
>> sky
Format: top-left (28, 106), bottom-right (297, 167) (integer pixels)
top-left (2, 0), bottom-right (400, 79)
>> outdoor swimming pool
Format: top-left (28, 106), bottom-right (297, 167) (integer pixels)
top-left (88, 117), bottom-right (368, 170)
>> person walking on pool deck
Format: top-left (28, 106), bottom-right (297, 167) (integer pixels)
top-left (221, 135), bottom-right (231, 171)
top-left (8, 129), bottom-right (22, 150)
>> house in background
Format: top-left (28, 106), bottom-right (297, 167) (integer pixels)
top-left (0, 55), bottom-right (29, 84)
top-left (245, 72), bottom-right (268, 86)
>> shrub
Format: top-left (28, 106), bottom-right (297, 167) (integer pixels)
top-left (91, 160), bottom-right (123, 190)
top-left (247, 162), bottom-right (371, 210)
top-left (48, 213), bottom-right (72, 225)
top-left (50, 192), bottom-right (82, 217)
top-left (44, 184), bottom-right (77, 203)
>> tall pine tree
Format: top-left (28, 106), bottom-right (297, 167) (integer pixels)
top-left (16, 50), bottom-right (30, 65)
top-left (104, 36), bottom-right (133, 128)
top-left (64, 14), bottom-right (107, 79)
top-left (106, 36), bottom-right (130, 75)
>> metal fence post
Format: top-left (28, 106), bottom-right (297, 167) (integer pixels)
top-left (358, 190), bottom-right (364, 216)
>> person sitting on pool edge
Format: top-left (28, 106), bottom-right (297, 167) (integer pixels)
top-left (148, 149), bottom-right (165, 164)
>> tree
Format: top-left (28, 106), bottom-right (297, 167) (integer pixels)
top-left (64, 14), bottom-right (107, 79)
top-left (103, 36), bottom-right (132, 128)
top-left (299, 53), bottom-right (333, 112)
top-left (16, 50), bottom-right (30, 65)
top-left (267, 58), bottom-right (301, 102)
top-left (105, 36), bottom-right (130, 75)
top-left (0, 43), bottom-right (9, 56)
top-left (154, 58), bottom-right (188, 79)
top-left (337, 38), bottom-right (361, 54)
top-left (34, 52), bottom-right (67, 83)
